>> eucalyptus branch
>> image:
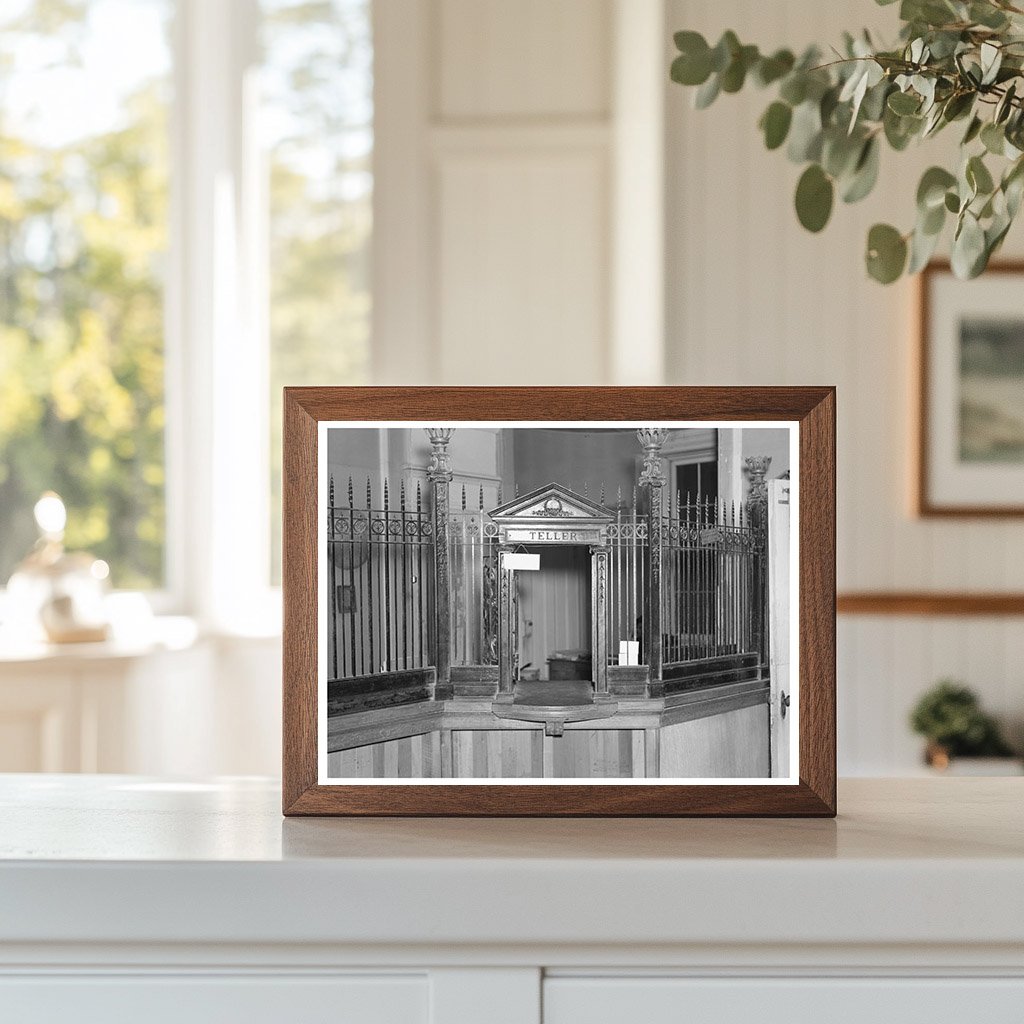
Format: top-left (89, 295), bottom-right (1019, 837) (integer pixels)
top-left (670, 0), bottom-right (1024, 283)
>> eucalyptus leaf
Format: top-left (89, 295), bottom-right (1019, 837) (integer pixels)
top-left (917, 166), bottom-right (957, 210)
top-left (760, 101), bottom-right (793, 150)
top-left (884, 106), bottom-right (922, 150)
top-left (942, 91), bottom-right (974, 122)
top-left (866, 223), bottom-right (908, 283)
top-left (779, 73), bottom-right (807, 106)
top-left (1004, 158), bottom-right (1024, 216)
top-left (908, 221), bottom-right (942, 273)
top-left (694, 73), bottom-right (721, 109)
top-left (888, 90), bottom-right (921, 115)
top-left (962, 115), bottom-right (983, 145)
top-left (980, 42), bottom-right (1002, 86)
top-left (860, 79), bottom-right (892, 122)
top-left (754, 49), bottom-right (795, 87)
top-left (795, 164), bottom-right (834, 232)
top-left (721, 44), bottom-right (759, 92)
top-left (922, 107), bottom-right (943, 137)
top-left (842, 137), bottom-right (881, 203)
top-left (671, 45), bottom-right (712, 87)
top-left (710, 31), bottom-right (740, 73)
top-left (920, 199), bottom-right (946, 235)
top-left (787, 100), bottom-right (823, 162)
top-left (996, 82), bottom-right (1017, 124)
top-left (967, 154), bottom-right (995, 195)
top-left (822, 128), bottom-right (863, 178)
top-left (970, 2), bottom-right (1009, 30)
top-left (951, 211), bottom-right (986, 278)
top-left (981, 121), bottom-right (1006, 155)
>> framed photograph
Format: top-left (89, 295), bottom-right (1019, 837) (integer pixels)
top-left (283, 387), bottom-right (836, 816)
top-left (918, 261), bottom-right (1024, 517)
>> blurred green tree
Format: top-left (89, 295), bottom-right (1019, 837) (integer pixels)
top-left (0, 0), bottom-right (170, 588)
top-left (263, 0), bottom-right (372, 582)
top-left (0, 0), bottom-right (372, 591)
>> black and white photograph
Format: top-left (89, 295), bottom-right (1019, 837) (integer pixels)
top-left (319, 421), bottom-right (797, 783)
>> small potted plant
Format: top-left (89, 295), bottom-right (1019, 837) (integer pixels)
top-left (910, 680), bottom-right (1019, 773)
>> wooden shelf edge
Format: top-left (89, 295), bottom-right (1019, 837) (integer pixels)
top-left (837, 592), bottom-right (1024, 616)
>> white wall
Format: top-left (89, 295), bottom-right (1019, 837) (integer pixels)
top-left (373, 0), bottom-right (665, 386)
top-left (665, 0), bottom-right (1024, 773)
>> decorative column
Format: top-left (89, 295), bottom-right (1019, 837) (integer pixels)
top-left (497, 545), bottom-right (514, 694)
top-left (744, 454), bottom-right (771, 531)
top-left (427, 428), bottom-right (454, 701)
top-left (591, 546), bottom-right (609, 694)
top-left (744, 454), bottom-right (771, 664)
top-left (637, 427), bottom-right (668, 697)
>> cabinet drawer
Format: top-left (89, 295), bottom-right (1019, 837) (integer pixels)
top-left (544, 977), bottom-right (1024, 1023)
top-left (0, 974), bottom-right (427, 1024)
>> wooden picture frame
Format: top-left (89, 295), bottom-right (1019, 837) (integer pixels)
top-left (917, 260), bottom-right (1024, 517)
top-left (283, 387), bottom-right (836, 816)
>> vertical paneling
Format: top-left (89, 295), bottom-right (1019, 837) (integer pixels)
top-left (551, 729), bottom-right (636, 778)
top-left (431, 0), bottom-right (614, 385)
top-left (659, 705), bottom-right (769, 778)
top-left (327, 732), bottom-right (442, 779)
top-left (438, 0), bottom-right (610, 119)
top-left (665, 0), bottom-right (1024, 775)
top-left (436, 151), bottom-right (608, 384)
top-left (452, 730), bottom-right (542, 778)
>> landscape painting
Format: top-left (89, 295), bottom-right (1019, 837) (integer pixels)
top-left (959, 317), bottom-right (1024, 464)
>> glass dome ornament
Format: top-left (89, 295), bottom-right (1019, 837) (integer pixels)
top-left (5, 492), bottom-right (111, 644)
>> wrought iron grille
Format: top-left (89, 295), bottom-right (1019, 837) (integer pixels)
top-left (326, 476), bottom-right (433, 680)
top-left (606, 487), bottom-right (647, 664)
top-left (661, 492), bottom-right (764, 664)
top-left (449, 484), bottom-right (500, 666)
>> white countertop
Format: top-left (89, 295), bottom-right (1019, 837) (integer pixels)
top-left (1, 775), bottom-right (1022, 954)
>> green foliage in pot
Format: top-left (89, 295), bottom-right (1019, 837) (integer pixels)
top-left (670, 0), bottom-right (1024, 283)
top-left (909, 679), bottom-right (1015, 757)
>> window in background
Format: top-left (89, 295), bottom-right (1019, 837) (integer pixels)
top-left (261, 0), bottom-right (373, 582)
top-left (676, 460), bottom-right (718, 506)
top-left (0, 0), bottom-right (172, 589)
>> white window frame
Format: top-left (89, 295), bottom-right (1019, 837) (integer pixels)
top-left (165, 0), bottom-right (277, 633)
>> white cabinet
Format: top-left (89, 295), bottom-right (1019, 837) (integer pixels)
top-left (544, 977), bottom-right (1024, 1024)
top-left (1, 777), bottom-right (1023, 1023)
top-left (1, 975), bottom-right (428, 1024)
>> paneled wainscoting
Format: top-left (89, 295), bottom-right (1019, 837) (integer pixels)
top-left (326, 702), bottom-right (768, 780)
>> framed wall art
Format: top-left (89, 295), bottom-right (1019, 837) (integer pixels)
top-left (918, 261), bottom-right (1024, 517)
top-left (282, 387), bottom-right (836, 816)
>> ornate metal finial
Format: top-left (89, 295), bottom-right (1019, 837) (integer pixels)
top-left (636, 427), bottom-right (669, 488)
top-left (425, 427), bottom-right (454, 482)
top-left (744, 454), bottom-right (772, 509)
